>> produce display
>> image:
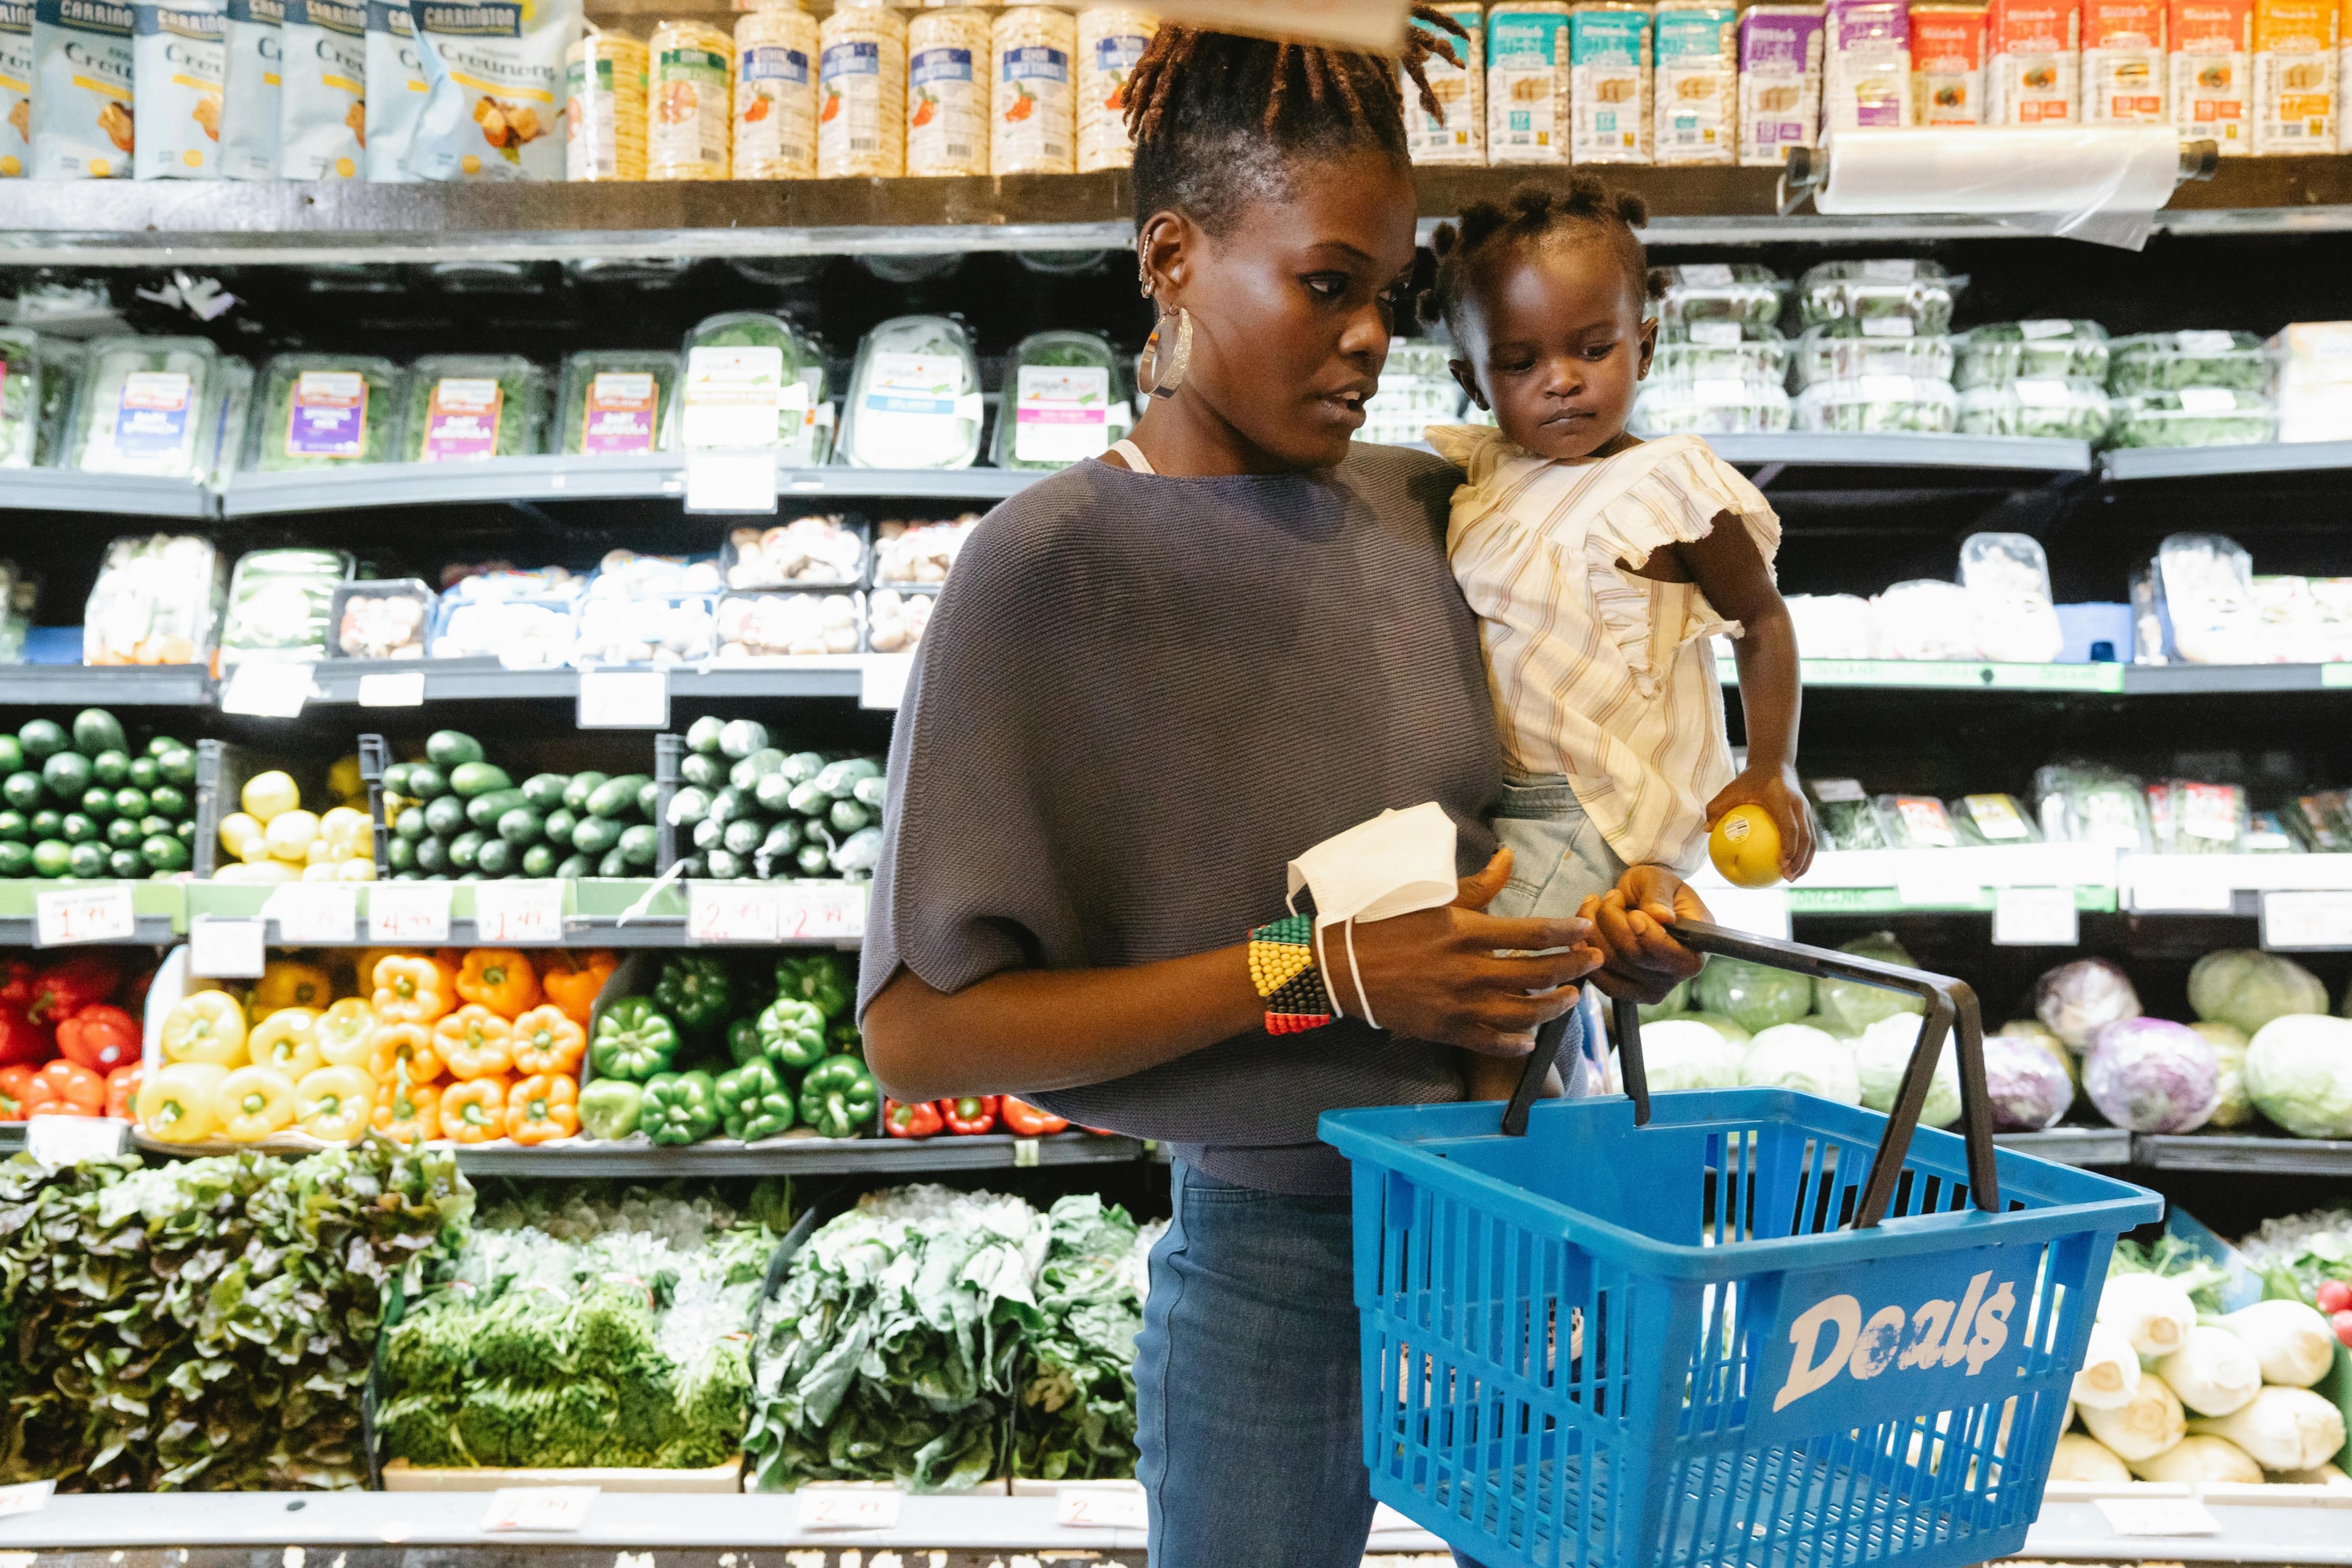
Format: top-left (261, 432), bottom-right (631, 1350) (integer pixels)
top-left (0, 948), bottom-right (155, 1122)
top-left (382, 729), bottom-right (658, 880)
top-left (671, 716), bottom-right (885, 881)
top-left (0, 709), bottom-right (196, 880)
top-left (212, 761), bottom-right (374, 883)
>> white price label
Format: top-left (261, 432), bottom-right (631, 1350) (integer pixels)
top-left (796, 1488), bottom-right (903, 1530)
top-left (219, 661), bottom-right (314, 718)
top-left (1993, 886), bottom-right (2078, 947)
top-left (0, 1479), bottom-right (54, 1519)
top-left (356, 671), bottom-right (428, 707)
top-left (36, 885), bottom-right (136, 947)
top-left (684, 449), bottom-right (780, 514)
top-left (1702, 886), bottom-right (1790, 941)
top-left (1055, 1487), bottom-right (1147, 1530)
top-left (369, 881), bottom-right (454, 944)
top-left (480, 1487), bottom-right (599, 1532)
top-left (777, 881), bottom-right (866, 941)
top-left (1895, 866), bottom-right (1983, 908)
top-left (1013, 1136), bottom-right (1042, 1168)
top-left (264, 883), bottom-right (359, 944)
top-left (687, 881), bottom-right (781, 943)
top-left (860, 654), bottom-right (912, 711)
top-left (189, 915), bottom-right (268, 978)
top-left (473, 881), bottom-right (566, 944)
top-left (26, 1116), bottom-right (126, 1165)
top-left (2261, 890), bottom-right (2352, 950)
top-left (2094, 1496), bottom-right (2219, 1537)
top-left (577, 670), bottom-right (670, 730)
top-left (2131, 861), bottom-right (2234, 912)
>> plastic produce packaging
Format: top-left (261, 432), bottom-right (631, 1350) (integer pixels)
top-left (648, 19), bottom-right (734, 179)
top-left (679, 311), bottom-right (825, 460)
top-left (431, 593), bottom-right (577, 668)
top-left (1652, 321), bottom-right (1790, 384)
top-left (2107, 330), bottom-right (2275, 393)
top-left (2084, 1016), bottom-right (2221, 1132)
top-left (558, 349), bottom-right (677, 457)
top-left (401, 356), bottom-right (551, 463)
top-left (874, 515), bottom-right (978, 585)
top-left (84, 533), bottom-right (225, 666)
top-left (723, 517), bottom-right (867, 589)
top-left (67, 336), bottom-right (222, 478)
top-left (866, 587), bottom-right (934, 653)
top-left (1806, 777), bottom-right (1888, 849)
top-left (2149, 533), bottom-right (2258, 662)
top-left (735, 3), bottom-right (817, 179)
top-left (1871, 793), bottom-right (1961, 849)
top-left (220, 547), bottom-right (351, 665)
top-left (839, 315), bottom-right (982, 470)
top-left (1956, 319), bottom-right (2112, 386)
top-left (248, 353), bottom-right (402, 470)
top-left (0, 329), bottom-right (38, 468)
top-left (714, 590), bottom-right (862, 659)
top-left (2152, 777), bottom-right (2249, 853)
top-left (2036, 761), bottom-right (2154, 850)
top-left (205, 356), bottom-right (253, 489)
top-left (1983, 1030), bottom-right (2075, 1130)
top-left (1790, 319), bottom-right (1956, 387)
top-left (996, 330), bottom-right (1127, 469)
top-left (1949, 792), bottom-right (2041, 844)
top-left (1867, 579), bottom-right (1980, 659)
top-left (1630, 377), bottom-right (1792, 434)
top-left (1960, 530), bottom-right (2065, 662)
top-left (1794, 375), bottom-right (1959, 433)
top-left (1797, 258), bottom-right (1961, 332)
top-left (330, 579), bottom-right (435, 660)
top-left (1784, 594), bottom-right (1874, 658)
top-left (2036, 956), bottom-right (2143, 1049)
top-left (1957, 377), bottom-right (2113, 441)
top-left (2107, 388), bottom-right (2279, 447)
top-left (1650, 263), bottom-right (1787, 330)
top-left (589, 550), bottom-right (724, 600)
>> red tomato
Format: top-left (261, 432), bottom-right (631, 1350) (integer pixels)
top-left (2332, 1309), bottom-right (2352, 1350)
top-left (2316, 1279), bottom-right (2352, 1315)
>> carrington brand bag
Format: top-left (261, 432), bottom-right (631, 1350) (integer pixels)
top-left (219, 0), bottom-right (280, 178)
top-left (31, 0), bottom-right (136, 178)
top-left (131, 0), bottom-right (225, 178)
top-left (278, 0), bottom-right (362, 179)
top-left (362, 0), bottom-right (422, 179)
top-left (404, 0), bottom-right (579, 180)
top-left (1, 0), bottom-right (31, 176)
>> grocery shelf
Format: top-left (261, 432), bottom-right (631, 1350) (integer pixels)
top-left (1720, 658), bottom-right (2352, 696)
top-left (2102, 438), bottom-right (2352, 482)
top-left (452, 1130), bottom-right (1146, 1177)
top-left (0, 880), bottom-right (183, 944)
top-left (1789, 844), bottom-right (2121, 915)
top-left (303, 656), bottom-right (882, 706)
top-left (2131, 1130), bottom-right (2352, 1175)
top-left (184, 878), bottom-right (868, 947)
top-left (1994, 1126), bottom-right (2133, 1167)
top-left (220, 457), bottom-right (1034, 517)
top-left (0, 467), bottom-right (216, 520)
top-left (1710, 433), bottom-right (2093, 473)
top-left (0, 664), bottom-right (213, 706)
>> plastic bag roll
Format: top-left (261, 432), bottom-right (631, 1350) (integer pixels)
top-left (1814, 126), bottom-right (2180, 213)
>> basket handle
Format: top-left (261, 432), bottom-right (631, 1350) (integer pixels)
top-left (1500, 919), bottom-right (1999, 1228)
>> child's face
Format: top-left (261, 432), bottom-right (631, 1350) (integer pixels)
top-left (1449, 234), bottom-right (1656, 462)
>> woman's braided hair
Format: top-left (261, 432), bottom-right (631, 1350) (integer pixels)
top-left (1422, 176), bottom-right (1657, 336)
top-left (1122, 7), bottom-right (1469, 234)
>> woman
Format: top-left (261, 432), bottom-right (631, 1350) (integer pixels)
top-left (859, 15), bottom-right (1708, 1566)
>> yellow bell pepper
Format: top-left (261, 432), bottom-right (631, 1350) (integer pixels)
top-left (456, 950), bottom-right (541, 1019)
top-left (248, 1008), bottom-right (323, 1079)
top-left (295, 1066), bottom-right (375, 1143)
top-left (160, 992), bottom-right (248, 1066)
top-left (373, 955), bottom-right (457, 1024)
top-left (253, 958), bottom-right (334, 1012)
top-left (214, 1065), bottom-right (298, 1141)
top-left (317, 997), bottom-right (379, 1069)
top-left (140, 1062), bottom-right (228, 1143)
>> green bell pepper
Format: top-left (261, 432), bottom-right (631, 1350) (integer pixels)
top-left (775, 952), bottom-right (854, 1021)
top-left (716, 1058), bottom-right (796, 1142)
top-left (756, 995), bottom-right (829, 1071)
top-left (578, 1077), bottom-right (644, 1141)
top-left (589, 997), bottom-right (681, 1082)
top-left (654, 953), bottom-right (735, 1036)
top-left (826, 1013), bottom-right (862, 1058)
top-left (727, 1016), bottom-right (765, 1068)
top-left (640, 1069), bottom-right (721, 1145)
top-left (798, 1053), bottom-right (878, 1140)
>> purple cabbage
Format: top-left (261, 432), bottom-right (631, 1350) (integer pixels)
top-left (1983, 1031), bottom-right (2075, 1131)
top-left (2083, 1017), bottom-right (2220, 1133)
top-left (2035, 957), bottom-right (2142, 1049)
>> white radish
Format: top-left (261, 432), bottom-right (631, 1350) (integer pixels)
top-left (2154, 1325), bottom-right (2262, 1418)
top-left (2096, 1271), bottom-right (2197, 1358)
top-left (2217, 1299), bottom-right (2338, 1389)
top-left (2187, 1386), bottom-right (2350, 1473)
top-left (2078, 1369), bottom-right (2186, 1461)
top-left (2126, 1433), bottom-right (2264, 1485)
top-left (2049, 1432), bottom-right (2131, 1482)
top-left (2070, 1321), bottom-right (2142, 1410)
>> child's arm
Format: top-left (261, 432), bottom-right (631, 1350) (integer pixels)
top-left (1673, 510), bottom-right (1816, 881)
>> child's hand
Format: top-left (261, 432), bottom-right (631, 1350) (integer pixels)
top-left (1706, 766), bottom-right (1816, 881)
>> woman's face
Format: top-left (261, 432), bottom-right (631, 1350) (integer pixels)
top-left (1147, 147), bottom-right (1421, 471)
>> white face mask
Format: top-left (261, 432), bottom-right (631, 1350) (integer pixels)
top-left (1286, 802), bottom-right (1458, 1028)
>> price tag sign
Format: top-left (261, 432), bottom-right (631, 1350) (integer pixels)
top-left (577, 669), bottom-right (670, 730)
top-left (473, 880), bottom-right (565, 944)
top-left (2131, 861), bottom-right (2235, 913)
top-left (188, 915), bottom-right (268, 979)
top-left (219, 661), bottom-right (314, 718)
top-left (777, 881), bottom-right (866, 941)
top-left (687, 881), bottom-right (780, 943)
top-left (1055, 1487), bottom-right (1147, 1530)
top-left (795, 1488), bottom-right (902, 1530)
top-left (1993, 886), bottom-right (2078, 947)
top-left (684, 449), bottom-right (779, 515)
top-left (36, 884), bottom-right (136, 947)
top-left (2261, 890), bottom-right (2352, 950)
top-left (1894, 865), bottom-right (1983, 908)
top-left (860, 653), bottom-right (913, 711)
top-left (1701, 886), bottom-right (1789, 942)
top-left (1013, 1137), bottom-right (1042, 1168)
top-left (369, 881), bottom-right (453, 944)
top-left (2094, 1496), bottom-right (2219, 1537)
top-left (480, 1487), bottom-right (599, 1532)
top-left (264, 883), bottom-right (359, 944)
top-left (26, 1116), bottom-right (126, 1166)
top-left (0, 1479), bottom-right (54, 1519)
top-left (357, 671), bottom-right (427, 707)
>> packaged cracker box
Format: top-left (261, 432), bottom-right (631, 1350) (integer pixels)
top-left (2086, 0), bottom-right (2168, 119)
top-left (1985, 0), bottom-right (2081, 123)
top-left (1738, 4), bottom-right (1823, 164)
top-left (1912, 3), bottom-right (1987, 121)
top-left (2170, 0), bottom-right (2252, 147)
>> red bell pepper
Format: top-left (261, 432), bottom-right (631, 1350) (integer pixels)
top-left (884, 1098), bottom-right (944, 1139)
top-left (999, 1097), bottom-right (1069, 1137)
top-left (105, 1063), bottom-right (143, 1122)
top-left (56, 1004), bottom-right (141, 1075)
top-left (0, 957), bottom-right (36, 1010)
top-left (26, 952), bottom-right (120, 1028)
top-left (0, 1065), bottom-right (30, 1121)
top-left (0, 1001), bottom-right (51, 1071)
top-left (939, 1095), bottom-right (998, 1135)
top-left (24, 1059), bottom-right (105, 1117)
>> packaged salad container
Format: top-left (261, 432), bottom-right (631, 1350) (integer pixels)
top-left (574, 593), bottom-right (719, 667)
top-left (558, 349), bottom-right (679, 457)
top-left (839, 314), bottom-right (984, 470)
top-left (83, 534), bottom-right (227, 666)
top-left (1649, 263), bottom-right (1788, 330)
top-left (30, 338), bottom-right (86, 469)
top-left (205, 357), bottom-right (254, 491)
top-left (722, 516), bottom-right (869, 589)
top-left (1948, 792), bottom-right (2043, 845)
top-left (220, 547), bottom-right (354, 666)
top-left (1792, 375), bottom-right (1959, 432)
top-left (679, 311), bottom-right (827, 460)
top-left (1871, 794), bottom-right (1962, 850)
top-left (1652, 321), bottom-right (1791, 385)
top-left (1791, 320), bottom-right (1956, 387)
top-left (430, 589), bottom-right (578, 668)
top-left (2106, 388), bottom-right (2279, 447)
top-left (2106, 330), bottom-right (2275, 395)
top-left (1805, 778), bottom-right (1889, 851)
top-left (714, 589), bottom-right (863, 659)
top-left (866, 587), bottom-right (934, 653)
top-left (1957, 377), bottom-right (2113, 441)
top-left (0, 330), bottom-right (41, 470)
top-left (993, 329), bottom-right (1130, 470)
top-left (1796, 258), bottom-right (1961, 332)
top-left (329, 580), bottom-right (436, 660)
top-left (874, 515), bottom-right (979, 586)
top-left (248, 354), bottom-right (404, 470)
top-left (1630, 377), bottom-right (1794, 434)
top-left (1955, 319), bottom-right (2112, 387)
top-left (66, 336), bottom-right (226, 478)
top-left (399, 356), bottom-right (553, 463)
top-left (587, 549), bottom-right (724, 600)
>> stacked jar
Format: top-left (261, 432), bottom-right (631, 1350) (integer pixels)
top-left (649, 19), bottom-right (736, 179)
top-left (1076, 4), bottom-right (1157, 171)
top-left (820, 0), bottom-right (910, 176)
top-left (907, 3), bottom-right (995, 176)
top-left (736, 0), bottom-right (821, 179)
top-left (993, 4), bottom-right (1079, 174)
top-left (567, 30), bottom-right (650, 181)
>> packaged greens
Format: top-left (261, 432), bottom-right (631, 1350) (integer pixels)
top-left (83, 532), bottom-right (227, 665)
top-left (2106, 388), bottom-right (2277, 449)
top-left (2107, 331), bottom-right (2274, 396)
top-left (1949, 793), bottom-right (2041, 846)
top-left (1790, 320), bottom-right (1954, 388)
top-left (2033, 761), bottom-right (2152, 852)
top-left (1956, 320), bottom-right (2110, 388)
top-left (2243, 809), bottom-right (2303, 854)
top-left (558, 349), bottom-right (678, 457)
top-left (1629, 377), bottom-right (1791, 435)
top-left (0, 329), bottom-right (36, 468)
top-left (1652, 321), bottom-right (1789, 385)
top-left (248, 352), bottom-right (403, 470)
top-left (400, 354), bottom-right (552, 462)
top-left (204, 354), bottom-right (253, 488)
top-left (1805, 777), bottom-right (1886, 850)
top-left (2153, 779), bottom-right (2247, 854)
top-left (1792, 375), bottom-right (1957, 433)
top-left (1796, 259), bottom-right (1960, 333)
top-left (1957, 378), bottom-right (2112, 442)
top-left (1649, 263), bottom-right (1787, 330)
top-left (66, 335), bottom-right (224, 478)
top-left (2293, 791), bottom-right (2352, 854)
top-left (1871, 794), bottom-right (1961, 850)
top-left (679, 311), bottom-right (824, 457)
top-left (32, 337), bottom-right (84, 467)
top-left (220, 545), bottom-right (353, 664)
top-left (994, 329), bottom-right (1128, 470)
top-left (840, 314), bottom-right (983, 470)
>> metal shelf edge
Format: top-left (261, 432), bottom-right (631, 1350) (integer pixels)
top-left (1710, 433), bottom-right (2093, 473)
top-left (452, 1132), bottom-right (1146, 1176)
top-left (0, 469), bottom-right (216, 519)
top-left (2102, 440), bottom-right (2352, 482)
top-left (2130, 1132), bottom-right (2352, 1173)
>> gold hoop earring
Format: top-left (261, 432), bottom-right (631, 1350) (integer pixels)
top-left (1146, 306), bottom-right (1193, 399)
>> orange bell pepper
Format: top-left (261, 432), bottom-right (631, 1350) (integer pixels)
top-left (353, 948), bottom-right (417, 997)
top-left (105, 1062), bottom-right (143, 1121)
top-left (440, 1076), bottom-right (508, 1143)
top-left (25, 1059), bottom-right (106, 1117)
top-left (0, 1064), bottom-right (33, 1121)
top-left (368, 1021), bottom-right (444, 1085)
top-left (372, 1077), bottom-right (441, 1143)
top-left (539, 950), bottom-right (618, 1026)
top-left (434, 1004), bottom-right (513, 1081)
top-left (373, 955), bottom-right (457, 1025)
top-left (457, 949), bottom-right (541, 1020)
top-left (510, 1005), bottom-right (587, 1077)
top-left (506, 1073), bottom-right (580, 1143)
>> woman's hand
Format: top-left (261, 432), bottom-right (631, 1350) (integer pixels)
top-left (1577, 867), bottom-right (1710, 1005)
top-left (1707, 764), bottom-right (1817, 881)
top-left (1323, 850), bottom-right (1603, 1059)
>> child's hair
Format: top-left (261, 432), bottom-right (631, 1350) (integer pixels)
top-left (1421, 177), bottom-right (1656, 338)
top-left (1123, 9), bottom-right (1469, 236)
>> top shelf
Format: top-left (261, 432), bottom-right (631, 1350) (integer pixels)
top-left (3, 160), bottom-right (2349, 266)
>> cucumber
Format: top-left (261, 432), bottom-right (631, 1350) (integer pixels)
top-left (618, 822), bottom-right (658, 867)
top-left (156, 746), bottom-right (196, 787)
top-left (395, 808), bottom-right (430, 843)
top-left (754, 773), bottom-right (795, 812)
top-left (426, 730), bottom-right (486, 768)
top-left (126, 756), bottom-right (158, 791)
top-left (787, 780), bottom-right (829, 816)
top-left (80, 788), bottom-right (113, 820)
top-left (573, 815), bottom-right (624, 856)
top-left (718, 719), bottom-right (769, 759)
top-left (0, 773), bottom-right (38, 812)
top-left (465, 788), bottom-right (529, 829)
top-left (555, 852), bottom-right (594, 878)
top-left (692, 817), bottom-right (722, 849)
top-left (637, 779), bottom-right (658, 820)
top-left (668, 788), bottom-right (711, 826)
top-left (43, 751), bottom-right (91, 802)
top-left (105, 817), bottom-right (140, 850)
top-left (139, 814), bottom-right (171, 838)
top-left (387, 836), bottom-right (416, 871)
top-left (476, 837), bottom-right (515, 877)
top-left (677, 854), bottom-right (708, 878)
top-left (706, 847), bottom-right (743, 879)
top-left (147, 784), bottom-right (188, 820)
top-left (16, 720), bottom-right (65, 761)
top-left (107, 849), bottom-right (143, 879)
top-left (853, 775), bottom-right (886, 809)
top-left (61, 813), bottom-right (97, 844)
top-left (449, 761), bottom-right (513, 799)
top-left (560, 772), bottom-right (608, 812)
top-left (782, 751), bottom-right (825, 785)
top-left (686, 714), bottom-right (726, 755)
top-left (730, 748), bottom-right (787, 790)
top-left (722, 818), bottom-right (763, 855)
top-left (708, 788), bottom-right (748, 826)
top-left (543, 807), bottom-right (579, 844)
top-left (91, 750), bottom-right (128, 787)
top-left (681, 752), bottom-right (724, 790)
top-left (586, 774), bottom-right (650, 820)
top-left (449, 830), bottom-right (484, 871)
top-left (596, 846), bottom-right (629, 878)
top-left (796, 842), bottom-right (829, 876)
top-left (520, 772), bottom-right (570, 811)
top-left (423, 794), bottom-right (467, 837)
top-left (829, 799), bottom-right (871, 834)
top-left (0, 812), bottom-right (24, 843)
top-left (407, 764), bottom-right (449, 801)
top-left (141, 838), bottom-right (187, 875)
top-left (759, 820), bottom-right (803, 857)
top-left (497, 806), bottom-right (544, 846)
top-left (28, 809), bottom-right (59, 839)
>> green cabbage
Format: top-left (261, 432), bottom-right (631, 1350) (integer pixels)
top-left (2244, 1015), bottom-right (2352, 1139)
top-left (2187, 950), bottom-right (2327, 1038)
top-left (1855, 1013), bottom-right (1962, 1128)
top-left (1637, 979), bottom-right (1690, 1022)
top-left (1638, 1018), bottom-right (1747, 1091)
top-left (2189, 1020), bottom-right (2255, 1130)
top-left (1693, 956), bottom-right (1813, 1033)
top-left (1814, 932), bottom-right (1927, 1036)
top-left (1740, 1024), bottom-right (1861, 1105)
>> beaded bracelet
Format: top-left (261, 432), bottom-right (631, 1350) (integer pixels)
top-left (1247, 914), bottom-right (1336, 1035)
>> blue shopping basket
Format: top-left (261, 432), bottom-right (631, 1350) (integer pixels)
top-left (1320, 921), bottom-right (2163, 1568)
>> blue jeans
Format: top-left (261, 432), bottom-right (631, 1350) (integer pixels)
top-left (1487, 773), bottom-right (1630, 921)
top-left (1136, 1160), bottom-right (1493, 1568)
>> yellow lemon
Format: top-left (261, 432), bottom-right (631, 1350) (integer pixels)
top-left (241, 770), bottom-right (301, 824)
top-left (328, 754), bottom-right (364, 802)
top-left (219, 809), bottom-right (265, 859)
top-left (266, 809), bottom-right (321, 864)
top-left (1709, 804), bottom-right (1783, 889)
